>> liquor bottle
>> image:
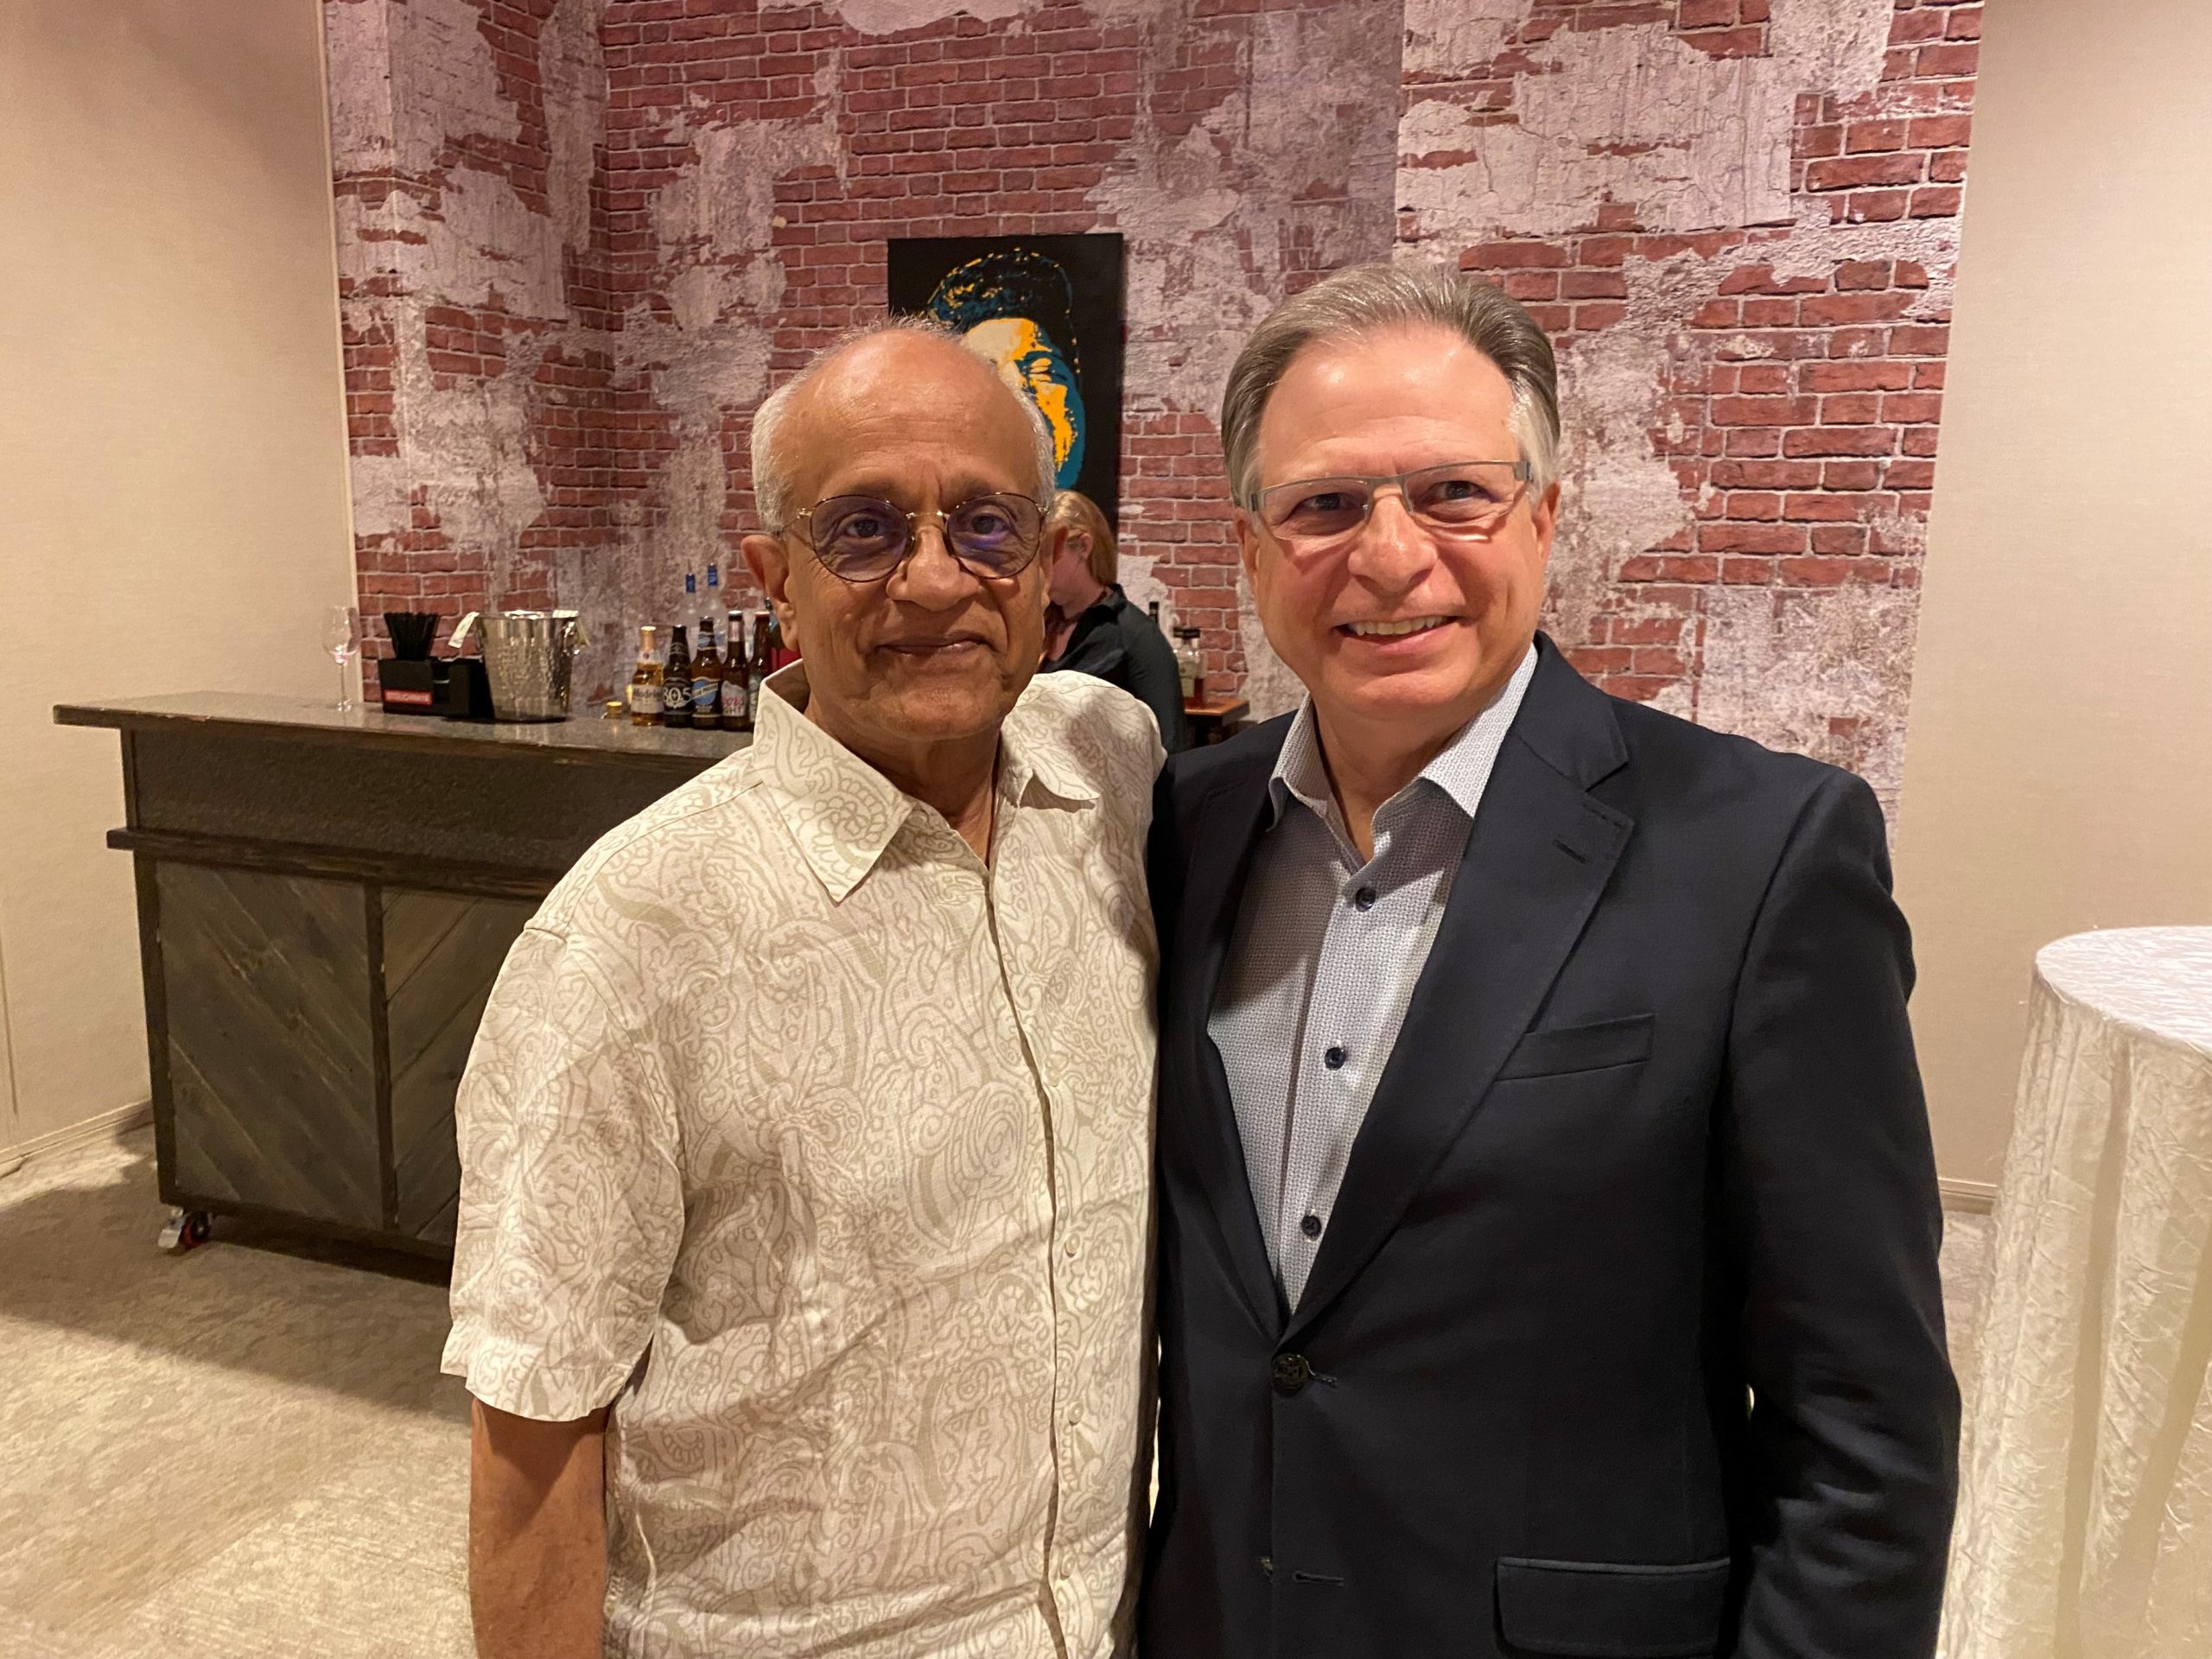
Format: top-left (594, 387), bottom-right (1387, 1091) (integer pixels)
top-left (627, 624), bottom-right (664, 727)
top-left (663, 624), bottom-right (695, 728)
top-left (1173, 626), bottom-right (1206, 706)
top-left (690, 615), bottom-right (724, 730)
top-left (721, 612), bottom-right (753, 733)
top-left (1147, 599), bottom-right (1163, 628)
top-left (683, 569), bottom-right (700, 632)
top-left (705, 562), bottom-right (728, 646)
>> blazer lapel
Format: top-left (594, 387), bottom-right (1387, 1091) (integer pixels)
top-left (1169, 750), bottom-right (1287, 1338)
top-left (1282, 644), bottom-right (1633, 1345)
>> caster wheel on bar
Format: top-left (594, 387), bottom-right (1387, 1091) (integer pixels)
top-left (157, 1209), bottom-right (213, 1255)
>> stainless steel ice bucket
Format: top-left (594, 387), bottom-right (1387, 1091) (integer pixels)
top-left (449, 609), bottom-right (587, 721)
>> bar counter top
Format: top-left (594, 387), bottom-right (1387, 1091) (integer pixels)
top-left (55, 690), bottom-right (752, 770)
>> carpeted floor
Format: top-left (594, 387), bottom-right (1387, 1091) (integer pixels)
top-left (0, 1128), bottom-right (1997, 1656)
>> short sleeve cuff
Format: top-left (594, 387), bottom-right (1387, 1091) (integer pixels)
top-left (442, 1321), bottom-right (637, 1421)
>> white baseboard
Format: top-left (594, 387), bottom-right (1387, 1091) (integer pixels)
top-left (1939, 1177), bottom-right (1996, 1215)
top-left (0, 1099), bottom-right (153, 1175)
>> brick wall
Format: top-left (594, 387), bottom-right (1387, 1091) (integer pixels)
top-left (324, 0), bottom-right (1975, 798)
top-left (1401, 0), bottom-right (1980, 804)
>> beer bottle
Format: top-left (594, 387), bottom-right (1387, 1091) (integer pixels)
top-left (664, 624), bottom-right (694, 728)
top-left (690, 615), bottom-right (723, 730)
top-left (627, 625), bottom-right (664, 727)
top-left (752, 610), bottom-right (777, 696)
top-left (721, 611), bottom-right (753, 733)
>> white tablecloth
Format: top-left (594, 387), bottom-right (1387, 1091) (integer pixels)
top-left (1940, 927), bottom-right (2212, 1659)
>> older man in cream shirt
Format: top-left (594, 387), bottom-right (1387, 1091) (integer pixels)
top-left (443, 323), bottom-right (1163, 1658)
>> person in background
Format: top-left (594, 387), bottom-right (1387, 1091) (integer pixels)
top-left (1040, 488), bottom-right (1190, 752)
top-left (448, 320), bottom-right (1164, 1659)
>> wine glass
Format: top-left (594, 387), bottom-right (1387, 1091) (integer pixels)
top-left (324, 604), bottom-right (360, 711)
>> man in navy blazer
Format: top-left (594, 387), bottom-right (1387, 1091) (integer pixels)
top-left (1141, 264), bottom-right (1958, 1658)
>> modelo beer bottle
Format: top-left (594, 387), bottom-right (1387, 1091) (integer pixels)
top-left (627, 624), bottom-right (664, 727)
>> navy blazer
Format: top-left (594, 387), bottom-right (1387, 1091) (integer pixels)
top-left (1140, 634), bottom-right (1958, 1659)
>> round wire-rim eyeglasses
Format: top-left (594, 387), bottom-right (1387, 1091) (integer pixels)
top-left (789, 493), bottom-right (1046, 584)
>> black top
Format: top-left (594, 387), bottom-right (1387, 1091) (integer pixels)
top-left (1141, 634), bottom-right (1957, 1659)
top-left (1042, 585), bottom-right (1190, 753)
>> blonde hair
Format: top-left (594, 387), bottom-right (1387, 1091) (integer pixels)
top-left (1048, 490), bottom-right (1116, 587)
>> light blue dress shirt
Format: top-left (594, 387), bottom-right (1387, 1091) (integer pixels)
top-left (1208, 645), bottom-right (1539, 1308)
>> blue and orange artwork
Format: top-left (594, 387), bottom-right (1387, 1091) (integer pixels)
top-left (889, 234), bottom-right (1126, 526)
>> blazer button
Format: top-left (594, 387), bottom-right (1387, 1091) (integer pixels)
top-left (1323, 1045), bottom-right (1346, 1070)
top-left (1300, 1213), bottom-right (1324, 1240)
top-left (1272, 1352), bottom-right (1311, 1396)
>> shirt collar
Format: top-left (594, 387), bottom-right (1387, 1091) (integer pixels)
top-left (753, 661), bottom-right (1096, 904)
top-left (1268, 642), bottom-right (1540, 833)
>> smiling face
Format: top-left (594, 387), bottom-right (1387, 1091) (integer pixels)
top-left (1239, 322), bottom-right (1558, 762)
top-left (740, 331), bottom-right (1056, 779)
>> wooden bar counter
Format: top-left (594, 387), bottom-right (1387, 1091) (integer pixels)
top-left (55, 694), bottom-right (748, 1257)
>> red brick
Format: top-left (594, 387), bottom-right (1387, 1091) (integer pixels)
top-left (1783, 426), bottom-right (1897, 457)
top-left (1777, 556), bottom-right (1864, 586)
top-left (1820, 392), bottom-right (1882, 423)
top-left (1782, 492), bottom-right (1864, 522)
top-left (1713, 395), bottom-right (1818, 426)
top-left (1847, 119), bottom-right (1909, 154)
top-left (1805, 153), bottom-right (1925, 192)
top-left (1909, 114), bottom-right (1972, 149)
top-left (1891, 324), bottom-right (1951, 356)
top-left (1698, 522), bottom-right (1807, 554)
top-left (1801, 359), bottom-right (1912, 391)
top-left (1469, 240), bottom-right (1571, 269)
top-left (1800, 291), bottom-right (1910, 326)
top-left (1917, 41), bottom-right (1979, 77)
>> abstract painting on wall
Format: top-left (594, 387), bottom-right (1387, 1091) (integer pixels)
top-left (888, 233), bottom-right (1126, 527)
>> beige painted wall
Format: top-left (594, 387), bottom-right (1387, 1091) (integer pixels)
top-left (0, 0), bottom-right (356, 1151)
top-left (1895, 0), bottom-right (2212, 1189)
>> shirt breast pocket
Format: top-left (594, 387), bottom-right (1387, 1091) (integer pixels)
top-left (1494, 1013), bottom-right (1654, 1082)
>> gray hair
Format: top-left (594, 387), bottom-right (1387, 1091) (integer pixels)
top-left (750, 316), bottom-right (1059, 534)
top-left (1220, 263), bottom-right (1561, 507)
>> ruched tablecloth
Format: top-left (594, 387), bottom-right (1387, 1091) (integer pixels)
top-left (1941, 927), bottom-right (2212, 1659)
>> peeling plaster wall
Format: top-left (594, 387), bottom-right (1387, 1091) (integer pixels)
top-left (327, 0), bottom-right (613, 679)
top-left (321, 0), bottom-right (1976, 757)
top-left (1400, 0), bottom-right (1981, 808)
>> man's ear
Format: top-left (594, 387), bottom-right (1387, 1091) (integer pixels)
top-left (1529, 480), bottom-right (1561, 571)
top-left (1233, 507), bottom-right (1266, 585)
top-left (741, 531), bottom-right (799, 652)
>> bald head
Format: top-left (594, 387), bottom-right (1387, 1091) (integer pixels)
top-left (750, 321), bottom-right (1058, 532)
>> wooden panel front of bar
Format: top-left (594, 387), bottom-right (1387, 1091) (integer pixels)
top-left (57, 695), bottom-right (749, 1258)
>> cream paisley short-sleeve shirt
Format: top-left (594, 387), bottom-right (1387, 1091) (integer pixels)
top-left (443, 665), bottom-right (1165, 1658)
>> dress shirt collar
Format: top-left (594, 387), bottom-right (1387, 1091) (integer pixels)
top-left (756, 661), bottom-right (1096, 903)
top-left (1268, 641), bottom-right (1540, 837)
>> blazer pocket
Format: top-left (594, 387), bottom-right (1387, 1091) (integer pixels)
top-left (1495, 1014), bottom-right (1655, 1082)
top-left (1495, 1555), bottom-right (1732, 1658)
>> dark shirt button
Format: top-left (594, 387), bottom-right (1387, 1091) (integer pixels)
top-left (1323, 1045), bottom-right (1346, 1070)
top-left (1259, 1555), bottom-right (1274, 1578)
top-left (1354, 886), bottom-right (1376, 911)
top-left (1272, 1352), bottom-right (1312, 1396)
top-left (1300, 1213), bottom-right (1324, 1240)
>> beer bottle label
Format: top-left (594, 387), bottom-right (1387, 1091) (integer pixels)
top-left (691, 680), bottom-right (718, 715)
top-left (627, 683), bottom-right (662, 715)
